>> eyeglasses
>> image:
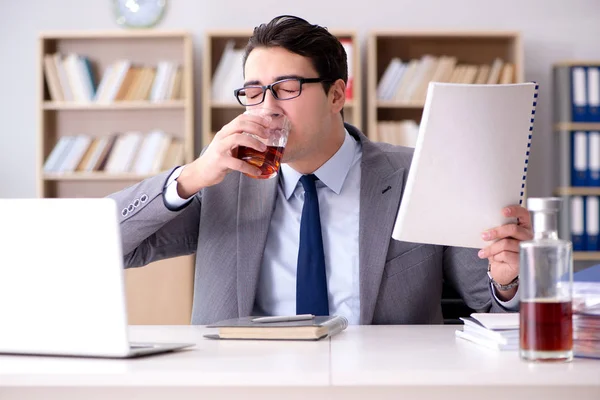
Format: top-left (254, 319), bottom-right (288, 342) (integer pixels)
top-left (234, 77), bottom-right (331, 106)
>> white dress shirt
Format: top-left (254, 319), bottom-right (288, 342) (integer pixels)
top-left (253, 131), bottom-right (362, 324)
top-left (164, 130), bottom-right (518, 324)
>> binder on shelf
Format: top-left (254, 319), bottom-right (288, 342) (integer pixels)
top-left (572, 196), bottom-right (586, 252)
top-left (572, 131), bottom-right (588, 186)
top-left (588, 66), bottom-right (600, 122)
top-left (553, 64), bottom-right (599, 123)
top-left (586, 196), bottom-right (600, 251)
top-left (588, 131), bottom-right (600, 186)
top-left (391, 82), bottom-right (538, 249)
top-left (571, 66), bottom-right (588, 122)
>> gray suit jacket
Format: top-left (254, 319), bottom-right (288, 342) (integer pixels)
top-left (108, 123), bottom-right (507, 325)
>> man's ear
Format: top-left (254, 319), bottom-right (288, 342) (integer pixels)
top-left (329, 79), bottom-right (346, 113)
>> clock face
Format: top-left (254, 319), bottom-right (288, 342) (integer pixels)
top-left (114, 0), bottom-right (167, 28)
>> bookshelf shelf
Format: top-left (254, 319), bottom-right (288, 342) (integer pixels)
top-left (210, 100), bottom-right (357, 110)
top-left (367, 30), bottom-right (523, 144)
top-left (555, 187), bottom-right (600, 196)
top-left (39, 30), bottom-right (191, 40)
top-left (210, 101), bottom-right (244, 109)
top-left (43, 100), bottom-right (185, 110)
top-left (377, 101), bottom-right (425, 108)
top-left (43, 172), bottom-right (157, 181)
top-left (554, 122), bottom-right (600, 131)
top-left (554, 61), bottom-right (600, 67)
top-left (202, 29), bottom-right (362, 147)
top-left (574, 252), bottom-right (600, 261)
top-left (38, 30), bottom-right (195, 325)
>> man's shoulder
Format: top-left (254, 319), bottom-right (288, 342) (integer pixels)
top-left (370, 140), bottom-right (414, 159)
top-left (364, 137), bottom-right (415, 171)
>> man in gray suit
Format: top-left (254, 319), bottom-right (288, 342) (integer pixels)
top-left (109, 15), bottom-right (531, 325)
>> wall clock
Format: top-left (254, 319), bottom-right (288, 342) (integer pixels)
top-left (113, 0), bottom-right (167, 29)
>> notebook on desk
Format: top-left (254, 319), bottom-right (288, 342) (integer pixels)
top-left (392, 82), bottom-right (538, 249)
top-left (456, 312), bottom-right (600, 359)
top-left (204, 315), bottom-right (348, 341)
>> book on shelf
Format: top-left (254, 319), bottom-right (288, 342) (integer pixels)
top-left (43, 52), bottom-right (183, 103)
top-left (204, 315), bottom-right (348, 341)
top-left (210, 37), bottom-right (355, 103)
top-left (340, 38), bottom-right (354, 100)
top-left (376, 56), bottom-right (514, 102)
top-left (211, 40), bottom-right (245, 103)
top-left (377, 120), bottom-right (419, 147)
top-left (43, 130), bottom-right (184, 175)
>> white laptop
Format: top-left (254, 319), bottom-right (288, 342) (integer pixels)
top-left (0, 198), bottom-right (194, 358)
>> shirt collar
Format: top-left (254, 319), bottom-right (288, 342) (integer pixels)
top-left (280, 129), bottom-right (357, 199)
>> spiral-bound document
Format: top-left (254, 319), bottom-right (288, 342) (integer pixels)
top-left (392, 82), bottom-right (538, 249)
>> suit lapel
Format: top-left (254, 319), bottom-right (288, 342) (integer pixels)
top-left (358, 139), bottom-right (405, 324)
top-left (236, 174), bottom-right (278, 317)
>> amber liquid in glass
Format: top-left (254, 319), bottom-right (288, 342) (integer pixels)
top-left (237, 145), bottom-right (285, 179)
top-left (520, 299), bottom-right (573, 359)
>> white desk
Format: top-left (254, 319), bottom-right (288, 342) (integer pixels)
top-left (331, 326), bottom-right (600, 399)
top-left (0, 325), bottom-right (598, 400)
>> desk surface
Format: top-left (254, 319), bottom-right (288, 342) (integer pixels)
top-left (1, 325), bottom-right (599, 400)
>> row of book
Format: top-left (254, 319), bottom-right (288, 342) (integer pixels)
top-left (555, 65), bottom-right (600, 122)
top-left (43, 130), bottom-right (184, 175)
top-left (571, 196), bottom-right (600, 252)
top-left (43, 52), bottom-right (183, 103)
top-left (377, 56), bottom-right (514, 103)
top-left (570, 131), bottom-right (600, 187)
top-left (376, 120), bottom-right (419, 147)
top-left (211, 39), bottom-right (355, 103)
top-left (456, 284), bottom-right (600, 359)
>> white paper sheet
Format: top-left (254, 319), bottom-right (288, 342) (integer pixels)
top-left (392, 82), bottom-right (537, 248)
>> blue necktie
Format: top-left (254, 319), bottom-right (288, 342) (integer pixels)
top-left (296, 174), bottom-right (329, 316)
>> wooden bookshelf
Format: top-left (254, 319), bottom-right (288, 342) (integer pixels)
top-left (42, 100), bottom-right (186, 110)
top-left (43, 172), bottom-right (157, 181)
top-left (202, 29), bottom-right (362, 147)
top-left (555, 187), bottom-right (600, 196)
top-left (555, 122), bottom-right (600, 131)
top-left (367, 30), bottom-right (524, 142)
top-left (38, 31), bottom-right (195, 325)
top-left (574, 252), bottom-right (600, 261)
top-left (553, 60), bottom-right (600, 259)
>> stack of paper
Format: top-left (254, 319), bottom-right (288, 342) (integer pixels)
top-left (573, 282), bottom-right (600, 359)
top-left (455, 313), bottom-right (519, 351)
top-left (456, 305), bottom-right (600, 359)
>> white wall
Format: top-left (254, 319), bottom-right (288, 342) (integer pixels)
top-left (1, 0), bottom-right (599, 198)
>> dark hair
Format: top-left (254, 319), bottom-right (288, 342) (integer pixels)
top-left (243, 15), bottom-right (348, 97)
